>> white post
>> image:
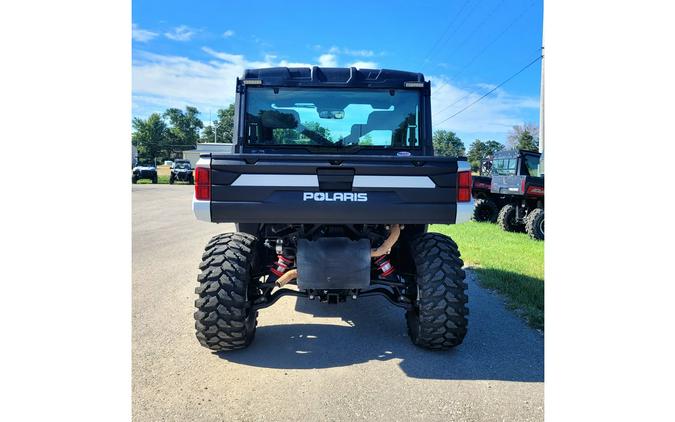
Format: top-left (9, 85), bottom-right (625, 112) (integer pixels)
top-left (539, 46), bottom-right (544, 154)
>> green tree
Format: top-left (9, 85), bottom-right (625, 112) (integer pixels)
top-left (132, 113), bottom-right (167, 162)
top-left (432, 130), bottom-right (465, 157)
top-left (163, 106), bottom-right (203, 151)
top-left (272, 128), bottom-right (298, 144)
top-left (200, 124), bottom-right (216, 143)
top-left (507, 123), bottom-right (539, 151)
top-left (359, 134), bottom-right (374, 146)
top-left (303, 121), bottom-right (331, 140)
top-left (216, 104), bottom-right (235, 143)
top-left (484, 140), bottom-right (504, 156)
top-left (467, 139), bottom-right (504, 171)
top-left (201, 104), bottom-right (236, 143)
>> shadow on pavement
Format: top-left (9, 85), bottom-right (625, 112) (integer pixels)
top-left (216, 271), bottom-right (544, 382)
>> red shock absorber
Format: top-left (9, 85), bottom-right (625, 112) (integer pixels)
top-left (374, 255), bottom-right (396, 277)
top-left (269, 254), bottom-right (294, 281)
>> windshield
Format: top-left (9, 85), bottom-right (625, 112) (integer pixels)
top-left (493, 158), bottom-right (517, 176)
top-left (244, 88), bottom-right (420, 148)
top-left (174, 163), bottom-right (190, 169)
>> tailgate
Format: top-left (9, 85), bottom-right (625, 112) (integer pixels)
top-left (491, 175), bottom-right (527, 195)
top-left (195, 153), bottom-right (472, 225)
top-left (491, 175), bottom-right (544, 196)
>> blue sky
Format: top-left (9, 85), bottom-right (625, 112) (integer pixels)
top-left (132, 0), bottom-right (543, 144)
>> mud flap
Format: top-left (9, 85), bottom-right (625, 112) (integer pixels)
top-left (296, 237), bottom-right (371, 290)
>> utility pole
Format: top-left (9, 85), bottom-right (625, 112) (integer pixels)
top-left (539, 45), bottom-right (544, 154)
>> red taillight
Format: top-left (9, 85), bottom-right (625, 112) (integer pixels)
top-left (527, 185), bottom-right (544, 196)
top-left (457, 171), bottom-right (472, 202)
top-left (194, 167), bottom-right (210, 201)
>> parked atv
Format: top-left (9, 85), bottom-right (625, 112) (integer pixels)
top-left (169, 159), bottom-right (194, 184)
top-left (132, 163), bottom-right (157, 184)
top-left (491, 149), bottom-right (544, 240)
top-left (471, 157), bottom-right (505, 223)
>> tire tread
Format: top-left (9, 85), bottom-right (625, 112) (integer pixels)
top-left (525, 208), bottom-right (545, 240)
top-left (406, 233), bottom-right (469, 350)
top-left (194, 232), bottom-right (258, 351)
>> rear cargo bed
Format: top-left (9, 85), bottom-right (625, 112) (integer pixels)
top-left (201, 153), bottom-right (471, 225)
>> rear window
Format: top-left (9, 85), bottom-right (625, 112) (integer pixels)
top-left (493, 158), bottom-right (517, 176)
top-left (244, 87), bottom-right (420, 149)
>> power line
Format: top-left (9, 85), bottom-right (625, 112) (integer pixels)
top-left (422, 0), bottom-right (474, 66)
top-left (431, 0), bottom-right (538, 113)
top-left (422, 0), bottom-right (471, 64)
top-left (438, 0), bottom-right (507, 69)
top-left (432, 47), bottom-right (541, 120)
top-left (448, 0), bottom-right (538, 83)
top-left (434, 54), bottom-right (543, 126)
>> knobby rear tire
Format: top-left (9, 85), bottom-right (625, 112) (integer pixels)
top-left (525, 208), bottom-right (545, 240)
top-left (497, 204), bottom-right (523, 232)
top-left (194, 232), bottom-right (259, 352)
top-left (406, 233), bottom-right (469, 350)
top-left (472, 198), bottom-right (499, 223)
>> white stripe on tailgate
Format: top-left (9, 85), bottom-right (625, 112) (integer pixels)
top-left (352, 175), bottom-right (436, 188)
top-left (230, 174), bottom-right (437, 188)
top-left (231, 174), bottom-right (319, 187)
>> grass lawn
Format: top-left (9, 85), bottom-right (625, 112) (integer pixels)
top-left (136, 174), bottom-right (170, 184)
top-left (136, 165), bottom-right (172, 184)
top-left (430, 222), bottom-right (544, 330)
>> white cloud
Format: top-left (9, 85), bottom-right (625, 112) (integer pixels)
top-left (349, 61), bottom-right (378, 69)
top-left (133, 49), bottom-right (310, 116)
top-left (164, 25), bottom-right (195, 41)
top-left (278, 60), bottom-right (315, 67)
top-left (318, 54), bottom-right (337, 67)
top-left (222, 30), bottom-right (235, 38)
top-left (328, 46), bottom-right (375, 57)
top-left (202, 47), bottom-right (245, 65)
top-left (132, 24), bottom-right (158, 43)
top-left (133, 51), bottom-right (242, 114)
top-left (132, 47), bottom-right (538, 142)
top-left (429, 75), bottom-right (539, 140)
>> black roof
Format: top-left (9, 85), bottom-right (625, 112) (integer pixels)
top-left (242, 67), bottom-right (426, 88)
top-left (493, 149), bottom-right (541, 159)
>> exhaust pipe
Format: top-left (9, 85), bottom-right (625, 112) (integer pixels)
top-left (275, 269), bottom-right (298, 287)
top-left (371, 224), bottom-right (401, 258)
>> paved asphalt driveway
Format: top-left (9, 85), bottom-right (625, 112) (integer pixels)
top-left (132, 184), bottom-right (544, 422)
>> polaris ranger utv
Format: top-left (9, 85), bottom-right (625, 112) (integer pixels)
top-left (471, 157), bottom-right (505, 223)
top-left (132, 162), bottom-right (157, 184)
top-left (169, 159), bottom-right (194, 184)
top-left (491, 149), bottom-right (544, 240)
top-left (192, 67), bottom-right (473, 351)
